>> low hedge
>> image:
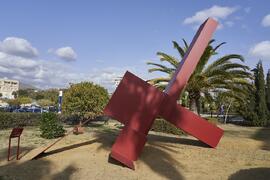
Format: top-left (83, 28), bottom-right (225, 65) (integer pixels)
top-left (0, 112), bottom-right (41, 129)
top-left (0, 112), bottom-right (110, 129)
top-left (151, 119), bottom-right (185, 135)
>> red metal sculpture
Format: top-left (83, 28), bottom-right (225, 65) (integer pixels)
top-left (104, 18), bottom-right (224, 170)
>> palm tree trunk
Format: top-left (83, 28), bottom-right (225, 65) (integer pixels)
top-left (196, 98), bottom-right (201, 115)
top-left (189, 98), bottom-right (198, 114)
top-left (188, 91), bottom-right (200, 115)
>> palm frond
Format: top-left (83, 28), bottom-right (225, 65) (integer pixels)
top-left (218, 63), bottom-right (249, 71)
top-left (148, 67), bottom-right (174, 74)
top-left (172, 41), bottom-right (186, 58)
top-left (182, 39), bottom-right (189, 49)
top-left (147, 62), bottom-right (171, 70)
top-left (213, 42), bottom-right (226, 52)
top-left (205, 54), bottom-right (244, 73)
top-left (156, 52), bottom-right (179, 68)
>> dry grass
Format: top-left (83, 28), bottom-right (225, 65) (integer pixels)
top-left (0, 123), bottom-right (270, 180)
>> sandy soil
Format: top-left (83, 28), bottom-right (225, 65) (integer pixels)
top-left (0, 124), bottom-right (270, 180)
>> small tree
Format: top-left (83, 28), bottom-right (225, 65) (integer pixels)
top-left (253, 61), bottom-right (269, 126)
top-left (7, 99), bottom-right (20, 107)
top-left (62, 82), bottom-right (109, 120)
top-left (37, 99), bottom-right (54, 107)
top-left (0, 93), bottom-right (2, 98)
top-left (12, 91), bottom-right (18, 98)
top-left (18, 97), bottom-right (32, 105)
top-left (40, 112), bottom-right (65, 139)
top-left (266, 70), bottom-right (270, 111)
top-left (18, 89), bottom-right (30, 97)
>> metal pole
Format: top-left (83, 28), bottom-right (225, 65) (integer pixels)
top-left (17, 137), bottom-right (20, 160)
top-left (8, 138), bottom-right (11, 161)
top-left (58, 90), bottom-right (63, 114)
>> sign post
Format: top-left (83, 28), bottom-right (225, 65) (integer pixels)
top-left (8, 128), bottom-right (24, 161)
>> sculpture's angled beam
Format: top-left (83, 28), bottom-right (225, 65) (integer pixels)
top-left (160, 95), bottom-right (223, 148)
top-left (104, 71), bottom-right (164, 129)
top-left (165, 18), bottom-right (218, 101)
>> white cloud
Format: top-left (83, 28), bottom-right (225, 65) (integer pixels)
top-left (249, 41), bottom-right (270, 59)
top-left (262, 14), bottom-right (270, 27)
top-left (225, 21), bottom-right (234, 27)
top-left (0, 37), bottom-right (149, 92)
top-left (0, 51), bottom-right (134, 92)
top-left (54, 46), bottom-right (77, 61)
top-left (0, 37), bottom-right (38, 58)
top-left (183, 5), bottom-right (237, 29)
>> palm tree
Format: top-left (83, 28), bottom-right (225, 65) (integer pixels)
top-left (147, 39), bottom-right (252, 114)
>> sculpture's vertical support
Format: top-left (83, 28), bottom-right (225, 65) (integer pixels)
top-left (110, 126), bottom-right (147, 169)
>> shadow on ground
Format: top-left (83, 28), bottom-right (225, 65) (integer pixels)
top-left (0, 128), bottom-right (208, 180)
top-left (252, 128), bottom-right (270, 151)
top-left (96, 130), bottom-right (186, 180)
top-left (140, 145), bottom-right (184, 180)
top-left (34, 129), bottom-right (205, 180)
top-left (0, 147), bottom-right (77, 180)
top-left (0, 146), bottom-right (34, 162)
top-left (148, 133), bottom-right (209, 148)
top-left (228, 167), bottom-right (270, 180)
top-left (223, 125), bottom-right (270, 151)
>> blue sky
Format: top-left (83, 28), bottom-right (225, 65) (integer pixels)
top-left (0, 1), bottom-right (270, 92)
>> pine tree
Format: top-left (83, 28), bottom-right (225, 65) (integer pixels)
top-left (266, 70), bottom-right (270, 111)
top-left (243, 84), bottom-right (258, 123)
top-left (253, 61), bottom-right (269, 126)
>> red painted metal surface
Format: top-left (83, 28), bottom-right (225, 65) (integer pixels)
top-left (8, 128), bottom-right (24, 161)
top-left (160, 96), bottom-right (223, 148)
top-left (104, 18), bottom-right (224, 170)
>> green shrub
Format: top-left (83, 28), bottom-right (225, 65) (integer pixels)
top-left (0, 112), bottom-right (41, 129)
top-left (151, 119), bottom-right (185, 135)
top-left (40, 112), bottom-right (65, 139)
top-left (62, 82), bottom-right (109, 119)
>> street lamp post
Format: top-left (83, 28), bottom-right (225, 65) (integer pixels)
top-left (58, 90), bottom-right (63, 114)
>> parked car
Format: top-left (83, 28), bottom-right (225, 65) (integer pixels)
top-left (32, 108), bottom-right (41, 113)
top-left (13, 108), bottom-right (27, 113)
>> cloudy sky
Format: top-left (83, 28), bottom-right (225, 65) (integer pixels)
top-left (0, 1), bottom-right (270, 92)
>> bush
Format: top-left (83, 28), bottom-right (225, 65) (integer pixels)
top-left (0, 112), bottom-right (41, 129)
top-left (40, 112), bottom-right (65, 139)
top-left (62, 82), bottom-right (109, 119)
top-left (151, 119), bottom-right (185, 135)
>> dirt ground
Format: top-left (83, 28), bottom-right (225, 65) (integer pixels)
top-left (0, 123), bottom-right (270, 180)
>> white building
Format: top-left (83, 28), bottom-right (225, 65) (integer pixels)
top-left (0, 78), bottom-right (19, 99)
